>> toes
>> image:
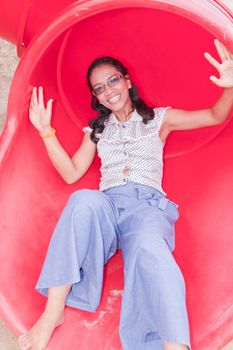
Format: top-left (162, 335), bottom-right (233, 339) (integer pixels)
top-left (18, 334), bottom-right (26, 342)
top-left (18, 334), bottom-right (32, 350)
top-left (19, 342), bottom-right (32, 350)
top-left (18, 334), bottom-right (26, 347)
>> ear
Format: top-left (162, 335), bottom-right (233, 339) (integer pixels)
top-left (125, 74), bottom-right (132, 89)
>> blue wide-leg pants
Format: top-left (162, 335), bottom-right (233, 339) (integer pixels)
top-left (36, 182), bottom-right (191, 349)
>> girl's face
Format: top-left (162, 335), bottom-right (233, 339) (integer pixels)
top-left (89, 64), bottom-right (132, 113)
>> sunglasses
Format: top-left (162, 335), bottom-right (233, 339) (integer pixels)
top-left (92, 74), bottom-right (127, 96)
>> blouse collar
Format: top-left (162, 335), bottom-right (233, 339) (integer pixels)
top-left (108, 109), bottom-right (142, 125)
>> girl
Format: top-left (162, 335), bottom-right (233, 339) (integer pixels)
top-left (19, 39), bottom-right (233, 350)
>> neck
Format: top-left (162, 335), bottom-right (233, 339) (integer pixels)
top-left (114, 105), bottom-right (135, 123)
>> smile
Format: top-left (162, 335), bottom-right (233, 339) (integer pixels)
top-left (108, 94), bottom-right (121, 104)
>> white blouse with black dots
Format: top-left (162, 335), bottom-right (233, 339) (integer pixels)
top-left (82, 107), bottom-right (170, 195)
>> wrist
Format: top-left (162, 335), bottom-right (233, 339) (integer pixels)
top-left (38, 125), bottom-right (52, 133)
top-left (39, 127), bottom-right (56, 138)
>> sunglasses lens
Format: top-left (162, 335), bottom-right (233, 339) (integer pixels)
top-left (93, 85), bottom-right (104, 96)
top-left (108, 75), bottom-right (121, 87)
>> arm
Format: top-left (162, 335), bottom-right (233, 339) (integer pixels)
top-left (29, 86), bottom-right (96, 184)
top-left (160, 39), bottom-right (233, 142)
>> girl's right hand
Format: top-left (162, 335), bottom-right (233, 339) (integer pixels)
top-left (29, 86), bottom-right (53, 132)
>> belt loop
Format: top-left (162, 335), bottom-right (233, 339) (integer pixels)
top-left (135, 186), bottom-right (140, 199)
top-left (133, 184), bottom-right (140, 199)
top-left (158, 197), bottom-right (169, 211)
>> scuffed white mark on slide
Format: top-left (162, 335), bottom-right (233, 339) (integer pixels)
top-left (82, 310), bottom-right (106, 329)
top-left (106, 289), bottom-right (123, 312)
top-left (110, 289), bottom-right (123, 297)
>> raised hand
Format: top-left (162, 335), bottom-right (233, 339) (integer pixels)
top-left (204, 39), bottom-right (233, 88)
top-left (29, 86), bottom-right (53, 132)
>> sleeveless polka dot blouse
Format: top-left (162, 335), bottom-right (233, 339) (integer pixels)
top-left (83, 107), bottom-right (170, 194)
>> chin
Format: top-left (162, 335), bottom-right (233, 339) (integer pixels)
top-left (105, 104), bottom-right (122, 112)
top-left (108, 101), bottom-right (129, 113)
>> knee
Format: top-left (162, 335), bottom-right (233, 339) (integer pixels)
top-left (137, 239), bottom-right (185, 285)
top-left (135, 240), bottom-right (162, 270)
top-left (68, 189), bottom-right (107, 211)
top-left (122, 236), bottom-right (161, 271)
top-left (133, 237), bottom-right (174, 271)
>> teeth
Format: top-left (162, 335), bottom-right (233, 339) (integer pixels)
top-left (108, 95), bottom-right (120, 103)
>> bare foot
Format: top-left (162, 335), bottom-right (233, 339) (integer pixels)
top-left (18, 310), bottom-right (64, 350)
top-left (163, 343), bottom-right (189, 350)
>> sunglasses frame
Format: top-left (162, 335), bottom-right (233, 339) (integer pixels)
top-left (92, 73), bottom-right (129, 96)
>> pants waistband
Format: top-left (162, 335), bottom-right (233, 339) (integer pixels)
top-left (103, 182), bottom-right (173, 211)
top-left (103, 181), bottom-right (164, 196)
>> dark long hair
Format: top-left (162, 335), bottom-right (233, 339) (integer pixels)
top-left (87, 56), bottom-right (155, 143)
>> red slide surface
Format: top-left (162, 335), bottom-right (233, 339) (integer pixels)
top-left (0, 1), bottom-right (233, 349)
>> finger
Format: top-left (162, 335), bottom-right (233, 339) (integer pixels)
top-left (38, 86), bottom-right (44, 106)
top-left (220, 41), bottom-right (232, 60)
top-left (204, 52), bottom-right (221, 71)
top-left (209, 75), bottom-right (221, 87)
top-left (214, 39), bottom-right (230, 61)
top-left (46, 99), bottom-right (53, 115)
top-left (30, 87), bottom-right (38, 106)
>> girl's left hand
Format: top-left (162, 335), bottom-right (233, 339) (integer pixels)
top-left (204, 39), bottom-right (233, 88)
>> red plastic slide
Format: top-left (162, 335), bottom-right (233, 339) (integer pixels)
top-left (0, 1), bottom-right (233, 349)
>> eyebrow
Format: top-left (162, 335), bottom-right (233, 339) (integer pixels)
top-left (92, 73), bottom-right (119, 88)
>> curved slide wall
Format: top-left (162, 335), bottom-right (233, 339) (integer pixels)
top-left (0, 1), bottom-right (233, 349)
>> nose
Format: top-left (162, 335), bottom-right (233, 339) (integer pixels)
top-left (104, 83), bottom-right (114, 96)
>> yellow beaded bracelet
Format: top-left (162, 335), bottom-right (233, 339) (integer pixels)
top-left (39, 127), bottom-right (56, 138)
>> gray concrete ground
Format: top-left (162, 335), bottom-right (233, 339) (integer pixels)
top-left (0, 39), bottom-right (18, 133)
top-left (0, 0), bottom-right (233, 347)
top-left (0, 319), bottom-right (21, 350)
